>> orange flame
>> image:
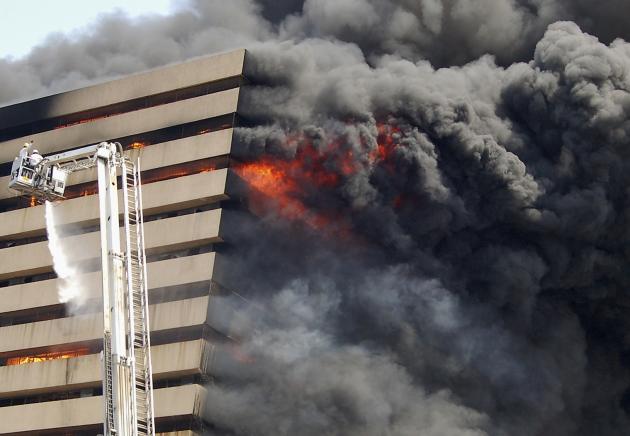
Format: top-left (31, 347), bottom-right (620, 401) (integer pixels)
top-left (54, 113), bottom-right (120, 130)
top-left (229, 344), bottom-right (255, 364)
top-left (141, 159), bottom-right (218, 184)
top-left (130, 141), bottom-right (147, 150)
top-left (7, 348), bottom-right (90, 366)
top-left (235, 153), bottom-right (337, 230)
top-left (234, 122), bottom-right (402, 231)
top-left (371, 123), bottom-right (401, 165)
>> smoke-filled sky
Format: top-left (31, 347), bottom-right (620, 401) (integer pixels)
top-left (4, 1), bottom-right (630, 436)
top-left (0, 0), bottom-right (175, 59)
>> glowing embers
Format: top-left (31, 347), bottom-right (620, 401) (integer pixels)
top-left (228, 343), bottom-right (255, 364)
top-left (6, 347), bottom-right (90, 366)
top-left (234, 122), bottom-right (402, 231)
top-left (372, 123), bottom-right (401, 168)
top-left (141, 157), bottom-right (222, 185)
top-left (235, 158), bottom-right (336, 231)
top-left (129, 141), bottom-right (148, 150)
top-left (63, 183), bottom-right (98, 200)
top-left (54, 113), bottom-right (121, 130)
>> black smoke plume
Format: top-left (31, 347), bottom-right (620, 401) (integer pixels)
top-left (2, 2), bottom-right (630, 435)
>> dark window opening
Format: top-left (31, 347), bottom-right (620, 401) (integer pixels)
top-left (0, 386), bottom-right (103, 408)
top-left (62, 155), bottom-right (230, 201)
top-left (0, 305), bottom-right (66, 327)
top-left (0, 75), bottom-right (244, 143)
top-left (0, 112), bottom-right (238, 179)
top-left (0, 241), bottom-right (218, 288)
top-left (0, 271), bottom-right (56, 289)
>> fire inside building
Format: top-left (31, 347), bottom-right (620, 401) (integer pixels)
top-left (0, 49), bottom-right (252, 435)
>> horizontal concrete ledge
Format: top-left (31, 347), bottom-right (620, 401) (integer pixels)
top-left (0, 252), bottom-right (216, 315)
top-left (0, 296), bottom-right (209, 355)
top-left (0, 169), bottom-right (229, 241)
top-left (0, 208), bottom-right (223, 281)
top-left (0, 340), bottom-right (208, 399)
top-left (0, 384), bottom-right (206, 434)
top-left (0, 49), bottom-right (246, 130)
top-left (157, 432), bottom-right (200, 436)
top-left (0, 128), bottom-right (234, 201)
top-left (0, 88), bottom-right (240, 164)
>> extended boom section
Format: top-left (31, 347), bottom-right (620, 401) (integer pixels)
top-left (9, 142), bottom-right (155, 436)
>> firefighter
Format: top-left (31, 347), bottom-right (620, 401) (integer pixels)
top-left (30, 149), bottom-right (43, 167)
top-left (18, 142), bottom-right (29, 161)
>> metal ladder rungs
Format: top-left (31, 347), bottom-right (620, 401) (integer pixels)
top-left (120, 159), bottom-right (154, 435)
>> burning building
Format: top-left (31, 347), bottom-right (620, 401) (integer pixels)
top-left (1, 3), bottom-right (630, 433)
top-left (0, 49), bottom-right (249, 435)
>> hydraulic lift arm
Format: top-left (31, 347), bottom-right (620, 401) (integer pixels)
top-left (9, 142), bottom-right (155, 436)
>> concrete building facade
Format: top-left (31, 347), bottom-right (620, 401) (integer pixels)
top-left (0, 49), bottom-right (249, 435)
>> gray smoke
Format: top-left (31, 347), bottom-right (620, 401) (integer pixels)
top-left (221, 19), bottom-right (630, 436)
top-left (206, 275), bottom-right (488, 436)
top-left (2, 2), bottom-right (630, 436)
top-left (3, 0), bottom-right (630, 102)
top-left (267, 0), bottom-right (630, 66)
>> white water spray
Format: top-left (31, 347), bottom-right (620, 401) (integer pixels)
top-left (45, 201), bottom-right (82, 304)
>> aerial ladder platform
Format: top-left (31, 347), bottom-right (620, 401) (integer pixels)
top-left (9, 142), bottom-right (155, 436)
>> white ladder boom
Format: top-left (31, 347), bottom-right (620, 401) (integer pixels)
top-left (9, 142), bottom-right (155, 436)
top-left (122, 158), bottom-right (155, 436)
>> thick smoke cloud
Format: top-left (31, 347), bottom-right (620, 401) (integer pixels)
top-left (206, 275), bottom-right (488, 436)
top-left (1, 2), bottom-right (630, 436)
top-left (224, 19), bottom-right (630, 436)
top-left (2, 0), bottom-right (630, 103)
top-left (264, 0), bottom-right (630, 66)
top-left (0, 0), bottom-right (268, 103)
